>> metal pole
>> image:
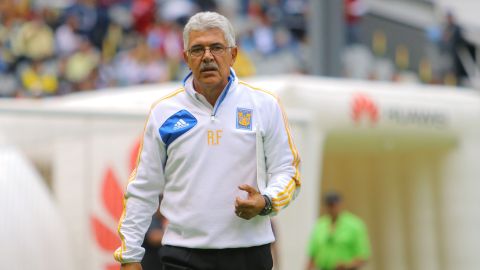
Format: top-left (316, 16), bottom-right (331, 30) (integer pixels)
top-left (308, 0), bottom-right (325, 75)
top-left (325, 0), bottom-right (345, 77)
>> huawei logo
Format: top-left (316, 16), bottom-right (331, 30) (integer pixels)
top-left (91, 138), bottom-right (141, 270)
top-left (351, 94), bottom-right (379, 125)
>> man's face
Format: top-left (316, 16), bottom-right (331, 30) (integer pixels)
top-left (183, 28), bottom-right (237, 92)
top-left (326, 202), bottom-right (341, 217)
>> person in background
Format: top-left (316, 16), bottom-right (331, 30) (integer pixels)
top-left (141, 196), bottom-right (167, 270)
top-left (20, 59), bottom-right (58, 97)
top-left (64, 0), bottom-right (110, 49)
top-left (55, 14), bottom-right (82, 57)
top-left (11, 14), bottom-right (55, 61)
top-left (131, 0), bottom-right (155, 35)
top-left (61, 37), bottom-right (100, 91)
top-left (344, 0), bottom-right (367, 45)
top-left (306, 191), bottom-right (370, 270)
top-left (439, 11), bottom-right (472, 84)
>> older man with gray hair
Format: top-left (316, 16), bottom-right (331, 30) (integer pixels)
top-left (115, 11), bottom-right (301, 270)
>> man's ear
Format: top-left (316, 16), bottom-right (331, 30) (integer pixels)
top-left (230, 46), bottom-right (238, 66)
top-left (183, 51), bottom-right (189, 65)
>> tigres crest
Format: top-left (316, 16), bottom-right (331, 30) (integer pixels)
top-left (236, 108), bottom-right (253, 130)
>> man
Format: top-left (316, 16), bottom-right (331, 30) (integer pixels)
top-left (114, 11), bottom-right (301, 270)
top-left (344, 0), bottom-right (367, 45)
top-left (306, 192), bottom-right (370, 270)
top-left (440, 11), bottom-right (468, 84)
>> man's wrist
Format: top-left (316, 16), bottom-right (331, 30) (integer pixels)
top-left (259, 194), bottom-right (273, 216)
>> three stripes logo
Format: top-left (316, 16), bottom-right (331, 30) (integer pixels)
top-left (173, 119), bottom-right (189, 130)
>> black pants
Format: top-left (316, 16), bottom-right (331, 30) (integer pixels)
top-left (160, 244), bottom-right (273, 270)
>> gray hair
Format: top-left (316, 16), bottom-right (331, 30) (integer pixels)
top-left (183, 12), bottom-right (236, 50)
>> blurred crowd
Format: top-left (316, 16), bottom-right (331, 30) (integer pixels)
top-left (0, 0), bottom-right (309, 98)
top-left (341, 1), bottom-right (477, 88)
top-left (3, 0), bottom-right (469, 99)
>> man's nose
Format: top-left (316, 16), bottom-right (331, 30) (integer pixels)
top-left (202, 48), bottom-right (215, 59)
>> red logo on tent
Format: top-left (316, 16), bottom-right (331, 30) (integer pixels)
top-left (352, 94), bottom-right (379, 125)
top-left (91, 138), bottom-right (141, 270)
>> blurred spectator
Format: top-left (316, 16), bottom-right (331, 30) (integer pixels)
top-left (114, 38), bottom-right (169, 86)
top-left (97, 53), bottom-right (117, 88)
top-left (245, 0), bottom-right (263, 18)
top-left (55, 14), bottom-right (82, 57)
top-left (341, 45), bottom-right (373, 79)
top-left (239, 0), bottom-right (250, 16)
top-left (62, 38), bottom-right (100, 91)
top-left (20, 60), bottom-right (58, 97)
top-left (0, 41), bottom-right (15, 75)
top-left (65, 0), bottom-right (99, 37)
top-left (306, 191), bottom-right (371, 270)
top-left (11, 15), bottom-right (55, 61)
top-left (238, 30), bottom-right (256, 53)
top-left (98, 0), bottom-right (130, 8)
top-left (101, 22), bottom-right (124, 61)
top-left (40, 7), bottom-right (62, 30)
top-left (146, 20), bottom-right (183, 80)
top-left (0, 71), bottom-right (19, 97)
top-left (0, 0), bottom-right (313, 98)
top-left (158, 0), bottom-right (198, 26)
top-left (440, 11), bottom-right (463, 83)
top-left (438, 11), bottom-right (476, 85)
top-left (283, 0), bottom-right (308, 42)
top-left (151, 20), bottom-right (183, 56)
top-left (132, 0), bottom-right (156, 35)
top-left (146, 19), bottom-right (168, 54)
top-left (253, 14), bottom-right (276, 55)
top-left (107, 2), bottom-right (133, 30)
top-left (344, 0), bottom-right (367, 45)
top-left (263, 0), bottom-right (284, 28)
top-left (3, 0), bottom-right (32, 20)
top-left (64, 0), bottom-right (110, 49)
top-left (368, 30), bottom-right (395, 81)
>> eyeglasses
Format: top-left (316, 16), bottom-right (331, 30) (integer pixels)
top-left (187, 44), bottom-right (234, 57)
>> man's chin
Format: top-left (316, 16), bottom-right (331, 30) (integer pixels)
top-left (199, 75), bottom-right (221, 86)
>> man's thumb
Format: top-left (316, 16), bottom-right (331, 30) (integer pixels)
top-left (239, 184), bottom-right (257, 194)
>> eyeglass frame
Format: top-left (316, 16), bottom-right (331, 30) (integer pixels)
top-left (186, 43), bottom-right (235, 57)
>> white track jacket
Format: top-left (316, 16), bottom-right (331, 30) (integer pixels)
top-left (114, 70), bottom-right (301, 263)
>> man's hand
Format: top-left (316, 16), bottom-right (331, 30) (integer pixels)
top-left (146, 228), bottom-right (164, 246)
top-left (121, 262), bottom-right (142, 270)
top-left (235, 184), bottom-right (265, 220)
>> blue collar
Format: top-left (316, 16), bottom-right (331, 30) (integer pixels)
top-left (183, 68), bottom-right (237, 117)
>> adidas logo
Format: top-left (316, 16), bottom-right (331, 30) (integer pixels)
top-left (173, 119), bottom-right (189, 130)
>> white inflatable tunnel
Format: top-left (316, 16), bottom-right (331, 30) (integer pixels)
top-left (0, 75), bottom-right (479, 270)
top-left (0, 143), bottom-right (74, 270)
